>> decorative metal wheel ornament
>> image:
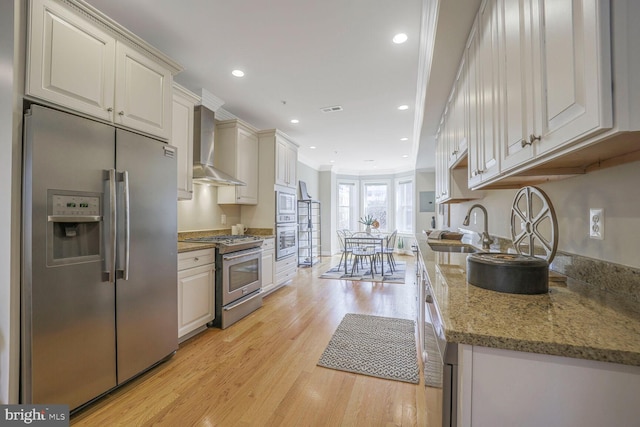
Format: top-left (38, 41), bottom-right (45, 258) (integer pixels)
top-left (510, 186), bottom-right (558, 263)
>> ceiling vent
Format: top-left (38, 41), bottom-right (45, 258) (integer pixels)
top-left (321, 105), bottom-right (343, 113)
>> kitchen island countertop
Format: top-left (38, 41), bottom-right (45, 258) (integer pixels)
top-left (416, 234), bottom-right (640, 366)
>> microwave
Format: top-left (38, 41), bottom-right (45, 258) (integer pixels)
top-left (276, 188), bottom-right (297, 223)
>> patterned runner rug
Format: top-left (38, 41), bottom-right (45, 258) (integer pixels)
top-left (319, 261), bottom-right (406, 284)
top-left (317, 313), bottom-right (420, 384)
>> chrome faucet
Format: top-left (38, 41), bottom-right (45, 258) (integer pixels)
top-left (462, 204), bottom-right (493, 250)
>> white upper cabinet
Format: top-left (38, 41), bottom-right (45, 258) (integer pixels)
top-left (215, 119), bottom-right (259, 205)
top-left (275, 136), bottom-right (298, 189)
top-left (448, 59), bottom-right (468, 168)
top-left (498, 0), bottom-right (540, 172)
top-left (460, 0), bottom-right (622, 189)
top-left (114, 43), bottom-right (172, 139)
top-left (172, 84), bottom-right (199, 200)
top-left (467, 0), bottom-right (500, 188)
top-left (499, 0), bottom-right (612, 173)
top-left (26, 0), bottom-right (116, 121)
top-left (535, 0), bottom-right (612, 155)
top-left (26, 0), bottom-right (182, 140)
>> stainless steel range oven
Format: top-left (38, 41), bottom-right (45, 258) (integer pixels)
top-left (182, 235), bottom-right (263, 329)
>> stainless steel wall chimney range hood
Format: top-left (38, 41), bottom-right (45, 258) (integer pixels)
top-left (192, 105), bottom-right (245, 186)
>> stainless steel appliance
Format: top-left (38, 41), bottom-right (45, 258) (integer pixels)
top-left (21, 105), bottom-right (178, 412)
top-left (423, 268), bottom-right (458, 427)
top-left (192, 105), bottom-right (245, 186)
top-left (276, 187), bottom-right (297, 223)
top-left (181, 235), bottom-right (263, 329)
top-left (276, 223), bottom-right (297, 260)
top-left (275, 186), bottom-right (298, 260)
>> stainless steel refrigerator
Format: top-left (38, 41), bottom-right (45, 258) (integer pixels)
top-left (21, 104), bottom-right (178, 411)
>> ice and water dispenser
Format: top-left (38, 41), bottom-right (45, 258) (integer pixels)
top-left (48, 191), bottom-right (101, 265)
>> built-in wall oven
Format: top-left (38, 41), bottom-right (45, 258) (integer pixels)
top-left (276, 187), bottom-right (297, 223)
top-left (276, 222), bottom-right (297, 260)
top-left (275, 186), bottom-right (298, 260)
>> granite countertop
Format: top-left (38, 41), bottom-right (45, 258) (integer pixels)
top-left (177, 241), bottom-right (217, 253)
top-left (177, 229), bottom-right (275, 253)
top-left (417, 235), bottom-right (640, 366)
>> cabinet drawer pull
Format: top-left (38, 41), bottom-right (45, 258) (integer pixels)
top-left (194, 257), bottom-right (199, 262)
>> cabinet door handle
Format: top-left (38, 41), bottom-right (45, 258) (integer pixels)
top-left (107, 107), bottom-right (113, 112)
top-left (118, 111), bottom-right (125, 116)
top-left (529, 134), bottom-right (541, 144)
top-left (194, 257), bottom-right (199, 262)
top-left (521, 138), bottom-right (532, 148)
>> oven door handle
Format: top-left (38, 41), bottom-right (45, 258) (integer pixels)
top-left (223, 290), bottom-right (263, 311)
top-left (222, 248), bottom-right (263, 261)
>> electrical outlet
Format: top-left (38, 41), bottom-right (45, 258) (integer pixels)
top-left (589, 208), bottom-right (604, 240)
top-left (221, 214), bottom-right (227, 225)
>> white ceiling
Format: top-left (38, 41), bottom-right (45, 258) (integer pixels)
top-left (85, 0), bottom-right (479, 174)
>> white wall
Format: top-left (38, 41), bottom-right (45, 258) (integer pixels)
top-left (415, 169), bottom-right (436, 233)
top-left (319, 168), bottom-right (336, 255)
top-left (177, 185), bottom-right (241, 232)
top-left (448, 161), bottom-right (640, 269)
top-left (297, 162), bottom-right (320, 200)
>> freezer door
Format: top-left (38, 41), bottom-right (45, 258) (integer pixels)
top-left (22, 105), bottom-right (117, 409)
top-left (115, 129), bottom-right (178, 383)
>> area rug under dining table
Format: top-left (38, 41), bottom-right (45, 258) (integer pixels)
top-left (317, 313), bottom-right (420, 384)
top-left (319, 260), bottom-right (406, 284)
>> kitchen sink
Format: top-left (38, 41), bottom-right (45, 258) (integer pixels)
top-left (428, 243), bottom-right (479, 253)
top-left (466, 252), bottom-right (549, 294)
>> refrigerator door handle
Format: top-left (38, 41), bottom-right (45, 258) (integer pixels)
top-left (103, 169), bottom-right (117, 283)
top-left (121, 170), bottom-right (131, 280)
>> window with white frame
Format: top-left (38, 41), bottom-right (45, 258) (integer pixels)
top-left (396, 178), bottom-right (414, 233)
top-left (362, 181), bottom-right (390, 232)
top-left (337, 181), bottom-right (358, 231)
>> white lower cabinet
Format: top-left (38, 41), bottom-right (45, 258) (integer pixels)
top-left (458, 344), bottom-right (640, 427)
top-left (177, 249), bottom-right (215, 341)
top-left (260, 238), bottom-right (276, 296)
top-left (275, 255), bottom-right (297, 287)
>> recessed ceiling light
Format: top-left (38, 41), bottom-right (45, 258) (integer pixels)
top-left (310, 146), bottom-right (316, 149)
top-left (400, 137), bottom-right (409, 141)
top-left (330, 160), bottom-right (335, 163)
top-left (402, 154), bottom-right (409, 158)
top-left (231, 69), bottom-right (245, 77)
top-left (393, 33), bottom-right (408, 44)
top-left (398, 105), bottom-right (409, 111)
top-left (290, 119), bottom-right (299, 124)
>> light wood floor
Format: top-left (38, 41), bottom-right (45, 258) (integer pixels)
top-left (71, 254), bottom-right (440, 426)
